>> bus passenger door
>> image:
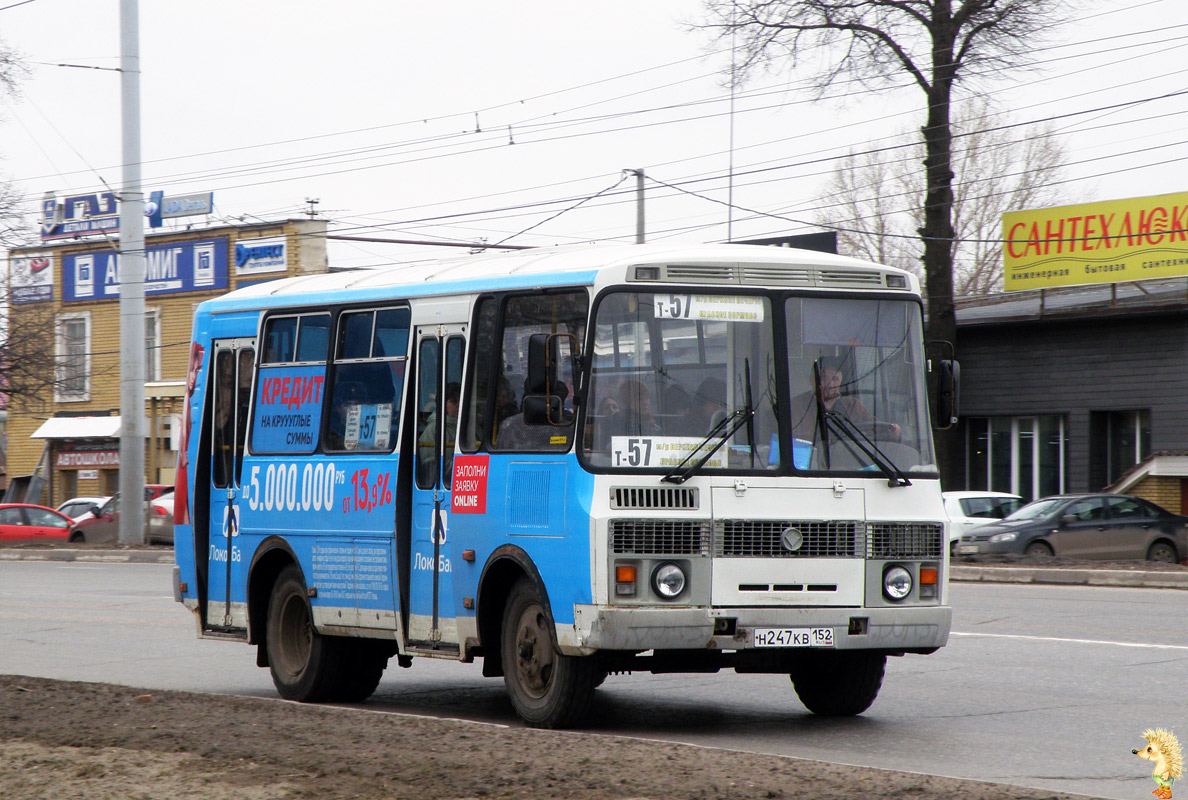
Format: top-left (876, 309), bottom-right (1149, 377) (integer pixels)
top-left (205, 338), bottom-right (255, 630)
top-left (407, 326), bottom-right (465, 647)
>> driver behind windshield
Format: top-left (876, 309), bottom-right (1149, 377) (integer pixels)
top-left (789, 356), bottom-right (901, 443)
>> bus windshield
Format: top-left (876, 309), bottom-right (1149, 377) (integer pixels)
top-left (581, 290), bottom-right (936, 475)
top-left (786, 296), bottom-right (936, 474)
top-left (583, 291), bottom-right (777, 471)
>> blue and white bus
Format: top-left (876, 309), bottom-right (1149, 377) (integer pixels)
top-left (173, 243), bottom-right (956, 728)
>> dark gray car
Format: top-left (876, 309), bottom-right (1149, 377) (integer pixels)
top-left (955, 493), bottom-right (1188, 562)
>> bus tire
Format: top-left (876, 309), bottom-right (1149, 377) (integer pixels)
top-left (329, 640), bottom-right (389, 703)
top-left (790, 651), bottom-right (885, 716)
top-left (501, 578), bottom-right (596, 728)
top-left (265, 564), bottom-right (343, 702)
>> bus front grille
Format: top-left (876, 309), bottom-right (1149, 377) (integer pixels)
top-left (867, 522), bottom-right (945, 558)
top-left (713, 520), bottom-right (861, 558)
top-left (610, 486), bottom-right (699, 510)
top-left (610, 519), bottom-right (711, 555)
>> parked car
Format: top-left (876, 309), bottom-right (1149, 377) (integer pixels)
top-left (147, 491), bottom-right (174, 545)
top-left (955, 493), bottom-right (1188, 562)
top-left (0, 503), bottom-right (74, 543)
top-left (66, 485), bottom-right (173, 544)
top-left (56, 495), bottom-right (112, 522)
top-left (943, 491), bottom-right (1024, 552)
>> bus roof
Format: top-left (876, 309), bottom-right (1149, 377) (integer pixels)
top-left (205, 242), bottom-right (912, 314)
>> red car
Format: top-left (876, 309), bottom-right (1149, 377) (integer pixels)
top-left (0, 503), bottom-right (74, 542)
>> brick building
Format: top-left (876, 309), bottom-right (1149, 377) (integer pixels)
top-left (5, 218), bottom-right (327, 507)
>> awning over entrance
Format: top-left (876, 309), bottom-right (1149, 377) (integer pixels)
top-left (31, 416), bottom-right (122, 440)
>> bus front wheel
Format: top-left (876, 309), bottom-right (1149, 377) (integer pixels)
top-left (501, 578), bottom-right (597, 728)
top-left (265, 564), bottom-right (342, 702)
top-left (790, 651), bottom-right (885, 716)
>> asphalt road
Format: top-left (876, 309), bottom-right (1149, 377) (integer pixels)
top-left (2, 560), bottom-right (1185, 799)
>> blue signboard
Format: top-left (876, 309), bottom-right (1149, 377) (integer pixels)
top-left (41, 190), bottom-right (215, 239)
top-left (61, 238), bottom-right (229, 302)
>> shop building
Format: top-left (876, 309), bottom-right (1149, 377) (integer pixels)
top-left (5, 218), bottom-right (328, 507)
top-left (953, 276), bottom-right (1188, 508)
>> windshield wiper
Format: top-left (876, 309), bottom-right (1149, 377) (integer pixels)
top-left (662, 360), bottom-right (755, 485)
top-left (822, 409), bottom-right (911, 488)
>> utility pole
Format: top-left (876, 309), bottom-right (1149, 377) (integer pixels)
top-left (117, 0), bottom-right (146, 544)
top-left (631, 169), bottom-right (645, 243)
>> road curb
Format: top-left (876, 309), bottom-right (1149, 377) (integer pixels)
top-left (0, 549), bottom-right (174, 564)
top-left (950, 564), bottom-right (1188, 589)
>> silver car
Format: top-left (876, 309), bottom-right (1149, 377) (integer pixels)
top-left (955, 494), bottom-right (1188, 562)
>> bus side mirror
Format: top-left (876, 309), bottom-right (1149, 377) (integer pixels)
top-left (526, 333), bottom-right (556, 395)
top-left (525, 332), bottom-right (578, 425)
top-left (523, 395), bottom-right (561, 425)
top-left (936, 359), bottom-right (959, 429)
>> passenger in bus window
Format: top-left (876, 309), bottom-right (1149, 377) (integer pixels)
top-left (419, 382), bottom-right (460, 477)
top-left (687, 377), bottom-right (727, 435)
top-left (663, 384), bottom-right (692, 429)
top-left (494, 377), bottom-right (576, 451)
top-left (327, 381), bottom-right (367, 450)
top-left (597, 378), bottom-right (659, 449)
top-left (493, 376), bottom-right (518, 428)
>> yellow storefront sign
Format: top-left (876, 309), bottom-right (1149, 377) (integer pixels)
top-left (1002, 191), bottom-right (1188, 292)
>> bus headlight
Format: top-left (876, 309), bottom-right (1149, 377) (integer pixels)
top-left (882, 565), bottom-right (913, 601)
top-left (651, 562), bottom-right (686, 600)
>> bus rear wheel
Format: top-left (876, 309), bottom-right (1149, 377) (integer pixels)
top-left (790, 651), bottom-right (885, 716)
top-left (266, 565), bottom-right (343, 702)
top-left (501, 578), bottom-right (597, 728)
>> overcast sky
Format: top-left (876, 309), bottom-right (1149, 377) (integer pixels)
top-left (1, 0), bottom-right (1185, 270)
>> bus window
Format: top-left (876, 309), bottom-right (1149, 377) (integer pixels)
top-left (415, 337), bottom-right (440, 489)
top-left (489, 291), bottom-right (586, 452)
top-left (460, 297), bottom-right (498, 452)
top-left (443, 336), bottom-right (464, 484)
top-left (252, 313), bottom-right (329, 455)
top-left (582, 291), bottom-right (777, 470)
top-left (325, 306), bottom-right (409, 452)
top-left (235, 348), bottom-right (254, 482)
top-left (295, 314), bottom-right (330, 362)
top-left (263, 317), bottom-right (297, 362)
top-left (212, 349), bottom-right (235, 488)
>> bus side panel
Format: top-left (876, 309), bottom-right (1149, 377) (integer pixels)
top-left (238, 453), bottom-right (401, 633)
top-left (449, 453), bottom-right (594, 627)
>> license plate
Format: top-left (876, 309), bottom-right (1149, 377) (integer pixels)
top-left (752, 627), bottom-right (834, 648)
top-left (955, 544), bottom-right (980, 555)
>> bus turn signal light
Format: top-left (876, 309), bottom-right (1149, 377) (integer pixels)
top-left (615, 564), bottom-right (636, 596)
top-left (918, 565), bottom-right (939, 599)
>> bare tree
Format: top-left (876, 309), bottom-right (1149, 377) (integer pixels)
top-left (820, 101), bottom-right (1068, 295)
top-left (701, 0), bottom-right (1069, 480)
top-left (0, 38), bottom-right (30, 248)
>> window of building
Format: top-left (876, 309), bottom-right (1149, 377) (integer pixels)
top-left (56, 312), bottom-right (91, 401)
top-left (1090, 409), bottom-right (1150, 487)
top-left (966, 415), bottom-right (1066, 502)
top-left (144, 309), bottom-right (161, 382)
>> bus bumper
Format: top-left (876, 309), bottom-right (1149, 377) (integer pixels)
top-left (564, 604), bottom-right (951, 656)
